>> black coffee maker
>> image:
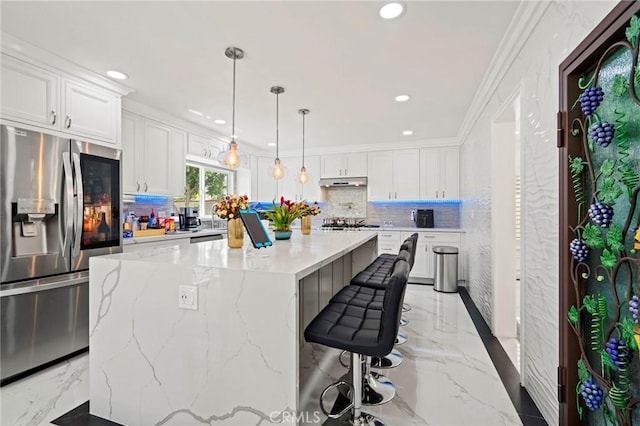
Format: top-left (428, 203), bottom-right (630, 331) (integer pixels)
top-left (179, 207), bottom-right (200, 230)
top-left (415, 209), bottom-right (434, 228)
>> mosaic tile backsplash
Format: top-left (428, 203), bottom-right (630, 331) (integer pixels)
top-left (323, 187), bottom-right (368, 218)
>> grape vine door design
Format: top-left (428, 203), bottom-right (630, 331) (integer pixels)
top-left (559, 2), bottom-right (640, 425)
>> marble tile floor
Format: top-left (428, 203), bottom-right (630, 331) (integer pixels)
top-left (1, 284), bottom-right (545, 426)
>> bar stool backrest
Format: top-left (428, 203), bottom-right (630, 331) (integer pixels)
top-left (377, 259), bottom-right (410, 355)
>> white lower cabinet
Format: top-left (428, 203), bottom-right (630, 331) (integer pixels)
top-left (402, 231), bottom-right (461, 282)
top-left (377, 230), bottom-right (462, 282)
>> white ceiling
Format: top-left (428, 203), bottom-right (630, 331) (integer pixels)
top-left (1, 1), bottom-right (519, 154)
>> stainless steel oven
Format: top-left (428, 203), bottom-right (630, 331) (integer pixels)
top-left (0, 124), bottom-right (121, 383)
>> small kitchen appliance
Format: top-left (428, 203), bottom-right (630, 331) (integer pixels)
top-left (415, 209), bottom-right (434, 228)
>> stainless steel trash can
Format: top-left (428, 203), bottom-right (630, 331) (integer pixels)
top-left (433, 246), bottom-right (458, 293)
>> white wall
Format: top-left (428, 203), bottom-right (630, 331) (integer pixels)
top-left (459, 1), bottom-right (617, 424)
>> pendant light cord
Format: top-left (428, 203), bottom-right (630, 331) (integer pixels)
top-left (231, 51), bottom-right (236, 141)
top-left (301, 113), bottom-right (305, 167)
top-left (276, 92), bottom-right (279, 158)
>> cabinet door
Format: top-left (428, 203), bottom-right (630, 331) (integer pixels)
top-left (419, 148), bottom-right (440, 200)
top-left (256, 156), bottom-right (279, 202)
top-left (441, 147), bottom-right (459, 199)
top-left (64, 80), bottom-right (117, 143)
top-left (344, 153), bottom-right (367, 177)
top-left (393, 149), bottom-right (420, 200)
top-left (121, 112), bottom-right (145, 193)
top-left (321, 154), bottom-right (344, 178)
top-left (170, 128), bottom-right (187, 197)
top-left (402, 232), bottom-right (430, 279)
top-left (1, 55), bottom-right (60, 130)
top-left (188, 133), bottom-right (219, 161)
top-left (301, 155), bottom-right (322, 202)
top-left (143, 120), bottom-right (172, 195)
top-left (367, 151), bottom-right (393, 201)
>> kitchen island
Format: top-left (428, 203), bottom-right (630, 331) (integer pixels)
top-left (89, 231), bottom-right (378, 425)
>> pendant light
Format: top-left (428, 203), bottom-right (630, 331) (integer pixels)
top-left (270, 86), bottom-right (285, 180)
top-left (297, 108), bottom-right (310, 184)
top-left (218, 47), bottom-right (244, 169)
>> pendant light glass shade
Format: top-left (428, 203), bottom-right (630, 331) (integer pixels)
top-left (218, 47), bottom-right (245, 169)
top-left (270, 86), bottom-right (286, 180)
top-left (297, 108), bottom-right (311, 184)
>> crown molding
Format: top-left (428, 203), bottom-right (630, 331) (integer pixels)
top-left (277, 137), bottom-right (461, 158)
top-left (1, 32), bottom-right (134, 96)
top-left (457, 1), bottom-right (550, 145)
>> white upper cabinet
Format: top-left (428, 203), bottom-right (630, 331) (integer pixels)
top-left (63, 80), bottom-right (117, 143)
top-left (321, 152), bottom-right (367, 178)
top-left (368, 149), bottom-right (419, 201)
top-left (187, 133), bottom-right (221, 162)
top-left (1, 55), bottom-right (59, 129)
top-left (1, 54), bottom-right (120, 145)
top-left (121, 110), bottom-right (186, 196)
top-left (419, 147), bottom-right (459, 200)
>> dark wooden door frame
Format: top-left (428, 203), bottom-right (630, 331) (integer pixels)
top-left (558, 1), bottom-right (640, 424)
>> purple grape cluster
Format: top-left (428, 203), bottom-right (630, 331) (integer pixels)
top-left (580, 86), bottom-right (604, 116)
top-left (588, 121), bottom-right (615, 147)
top-left (630, 295), bottom-right (639, 325)
top-left (605, 337), bottom-right (628, 369)
top-left (588, 202), bottom-right (614, 227)
top-left (570, 238), bottom-right (589, 263)
top-left (580, 376), bottom-right (604, 411)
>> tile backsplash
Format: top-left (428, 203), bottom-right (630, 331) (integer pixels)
top-left (366, 201), bottom-right (460, 228)
top-left (323, 187), bottom-right (367, 218)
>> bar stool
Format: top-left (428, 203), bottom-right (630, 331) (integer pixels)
top-left (304, 261), bottom-right (409, 423)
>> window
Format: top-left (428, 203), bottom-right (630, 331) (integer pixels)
top-left (174, 162), bottom-right (234, 216)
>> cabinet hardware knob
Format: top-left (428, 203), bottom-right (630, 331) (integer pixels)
top-left (435, 191), bottom-right (438, 198)
top-left (203, 148), bottom-right (207, 156)
top-left (136, 181), bottom-right (140, 191)
top-left (388, 192), bottom-right (391, 199)
top-left (65, 115), bottom-right (72, 128)
top-left (442, 190), bottom-right (445, 198)
top-left (144, 182), bottom-right (148, 192)
top-left (395, 191), bottom-right (397, 199)
top-left (50, 110), bottom-right (57, 125)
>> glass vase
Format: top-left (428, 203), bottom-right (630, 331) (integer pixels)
top-left (301, 215), bottom-right (311, 235)
top-left (227, 217), bottom-right (244, 248)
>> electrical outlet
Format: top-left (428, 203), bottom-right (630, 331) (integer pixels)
top-left (178, 285), bottom-right (198, 310)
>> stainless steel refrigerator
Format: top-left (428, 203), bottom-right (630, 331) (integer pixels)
top-left (0, 124), bottom-right (121, 384)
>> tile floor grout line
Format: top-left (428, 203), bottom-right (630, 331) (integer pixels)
top-left (458, 287), bottom-right (547, 425)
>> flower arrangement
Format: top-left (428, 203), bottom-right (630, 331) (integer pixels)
top-left (265, 196), bottom-right (301, 231)
top-left (296, 200), bottom-right (321, 217)
top-left (213, 194), bottom-right (249, 220)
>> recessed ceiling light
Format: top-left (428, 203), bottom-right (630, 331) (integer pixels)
top-left (402, 130), bottom-right (413, 136)
top-left (214, 119), bottom-right (226, 124)
top-left (188, 109), bottom-right (203, 116)
top-left (379, 2), bottom-right (404, 19)
top-left (395, 95), bottom-right (410, 102)
top-left (267, 142), bottom-right (276, 147)
top-left (206, 115), bottom-right (211, 119)
top-left (106, 70), bottom-right (128, 80)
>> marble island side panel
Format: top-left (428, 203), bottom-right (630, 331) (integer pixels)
top-left (89, 232), bottom-right (377, 425)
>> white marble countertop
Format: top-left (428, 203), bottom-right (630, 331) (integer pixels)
top-left (121, 229), bottom-right (225, 245)
top-left (103, 230), bottom-right (378, 280)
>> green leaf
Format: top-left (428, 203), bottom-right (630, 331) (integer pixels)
top-left (599, 159), bottom-right (616, 177)
top-left (626, 15), bottom-right (640, 47)
top-left (577, 359), bottom-right (590, 382)
top-left (569, 156), bottom-right (584, 175)
top-left (600, 349), bottom-right (615, 370)
top-left (600, 249), bottom-right (617, 270)
top-left (611, 75), bottom-right (628, 96)
top-left (607, 224), bottom-right (624, 255)
top-left (583, 295), bottom-right (597, 314)
top-left (598, 177), bottom-right (623, 205)
top-left (621, 318), bottom-right (638, 351)
top-left (635, 67), bottom-right (640, 88)
top-left (583, 223), bottom-right (605, 248)
top-left (568, 305), bottom-right (578, 326)
top-left (605, 404), bottom-right (617, 425)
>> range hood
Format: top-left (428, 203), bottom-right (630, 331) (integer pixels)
top-left (319, 177), bottom-right (368, 187)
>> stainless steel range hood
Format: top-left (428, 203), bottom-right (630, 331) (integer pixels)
top-left (319, 177), bottom-right (368, 187)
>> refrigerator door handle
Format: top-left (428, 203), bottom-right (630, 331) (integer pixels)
top-left (61, 153), bottom-right (73, 258)
top-left (72, 152), bottom-right (83, 256)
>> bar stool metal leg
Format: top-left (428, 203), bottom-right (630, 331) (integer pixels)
top-left (350, 353), bottom-right (384, 426)
top-left (338, 355), bottom-right (396, 406)
top-left (395, 332), bottom-right (408, 345)
top-left (370, 348), bottom-right (403, 369)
